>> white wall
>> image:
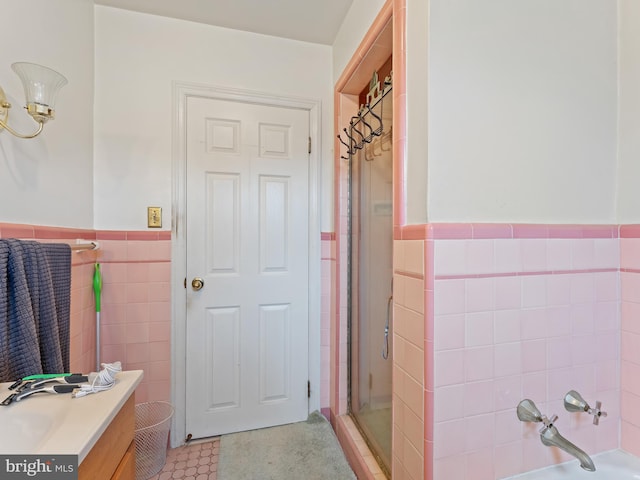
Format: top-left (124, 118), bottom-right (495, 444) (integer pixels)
top-left (334, 1), bottom-right (618, 225)
top-left (426, 0), bottom-right (618, 223)
top-left (618, 0), bottom-right (640, 224)
top-left (1, 2), bottom-right (624, 229)
top-left (332, 0), bottom-right (388, 86)
top-left (406, 0), bottom-right (429, 224)
top-left (0, 0), bottom-right (94, 228)
top-left (94, 7), bottom-right (333, 231)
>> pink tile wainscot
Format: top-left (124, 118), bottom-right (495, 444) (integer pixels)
top-left (400, 223), bottom-right (625, 480)
top-left (0, 223), bottom-right (172, 404)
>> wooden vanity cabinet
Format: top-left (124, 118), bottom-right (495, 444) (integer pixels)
top-left (78, 394), bottom-right (136, 480)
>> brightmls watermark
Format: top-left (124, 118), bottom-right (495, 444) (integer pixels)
top-left (0, 456), bottom-right (77, 479)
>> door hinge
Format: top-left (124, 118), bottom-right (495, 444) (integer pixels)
top-left (307, 380), bottom-right (311, 398)
top-left (184, 277), bottom-right (187, 289)
top-left (308, 137), bottom-right (311, 154)
top-left (369, 373), bottom-right (373, 390)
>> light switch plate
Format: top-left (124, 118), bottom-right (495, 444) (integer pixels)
top-left (147, 207), bottom-right (162, 228)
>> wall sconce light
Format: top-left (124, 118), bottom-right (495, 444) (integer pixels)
top-left (0, 62), bottom-right (67, 139)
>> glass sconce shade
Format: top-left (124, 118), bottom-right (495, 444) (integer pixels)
top-left (11, 62), bottom-right (67, 123)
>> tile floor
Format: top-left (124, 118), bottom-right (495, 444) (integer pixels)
top-left (148, 438), bottom-right (220, 480)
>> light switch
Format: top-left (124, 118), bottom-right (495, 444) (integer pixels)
top-left (147, 207), bottom-right (162, 228)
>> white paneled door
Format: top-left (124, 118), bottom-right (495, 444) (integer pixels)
top-left (185, 97), bottom-right (310, 438)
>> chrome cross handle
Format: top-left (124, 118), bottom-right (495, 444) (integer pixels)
top-left (540, 414), bottom-right (559, 434)
top-left (517, 400), bottom-right (560, 434)
top-left (591, 400), bottom-right (608, 425)
top-left (564, 390), bottom-right (607, 425)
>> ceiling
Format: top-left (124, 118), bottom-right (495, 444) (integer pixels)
top-left (94, 0), bottom-right (354, 45)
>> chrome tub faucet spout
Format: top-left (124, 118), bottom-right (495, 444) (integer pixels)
top-left (540, 422), bottom-right (596, 472)
top-left (517, 399), bottom-right (596, 472)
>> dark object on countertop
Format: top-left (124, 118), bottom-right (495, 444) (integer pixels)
top-left (1, 374), bottom-right (89, 405)
top-left (30, 374), bottom-right (88, 388)
top-left (8, 372), bottom-right (73, 390)
top-left (1, 383), bottom-right (84, 405)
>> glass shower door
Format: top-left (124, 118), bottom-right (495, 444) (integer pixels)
top-left (348, 91), bottom-right (393, 474)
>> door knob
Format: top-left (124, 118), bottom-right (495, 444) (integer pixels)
top-left (191, 277), bottom-right (204, 291)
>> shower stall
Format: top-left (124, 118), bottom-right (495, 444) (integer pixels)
top-left (346, 77), bottom-right (393, 475)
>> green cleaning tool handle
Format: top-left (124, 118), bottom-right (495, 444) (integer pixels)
top-left (22, 373), bottom-right (72, 381)
top-left (93, 263), bottom-right (102, 312)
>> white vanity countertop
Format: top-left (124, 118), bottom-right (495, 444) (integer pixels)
top-left (0, 370), bottom-right (143, 463)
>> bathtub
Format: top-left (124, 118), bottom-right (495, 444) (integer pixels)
top-left (506, 450), bottom-right (640, 479)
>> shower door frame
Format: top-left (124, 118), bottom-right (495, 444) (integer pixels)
top-left (332, 1), bottom-right (414, 478)
top-left (346, 86), bottom-right (394, 476)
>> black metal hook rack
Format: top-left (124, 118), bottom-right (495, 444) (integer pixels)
top-left (337, 74), bottom-right (392, 160)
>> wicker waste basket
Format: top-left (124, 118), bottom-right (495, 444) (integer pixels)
top-left (134, 401), bottom-right (174, 479)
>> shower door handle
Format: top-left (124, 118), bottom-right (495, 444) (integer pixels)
top-left (191, 277), bottom-right (205, 291)
top-left (382, 295), bottom-right (392, 359)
